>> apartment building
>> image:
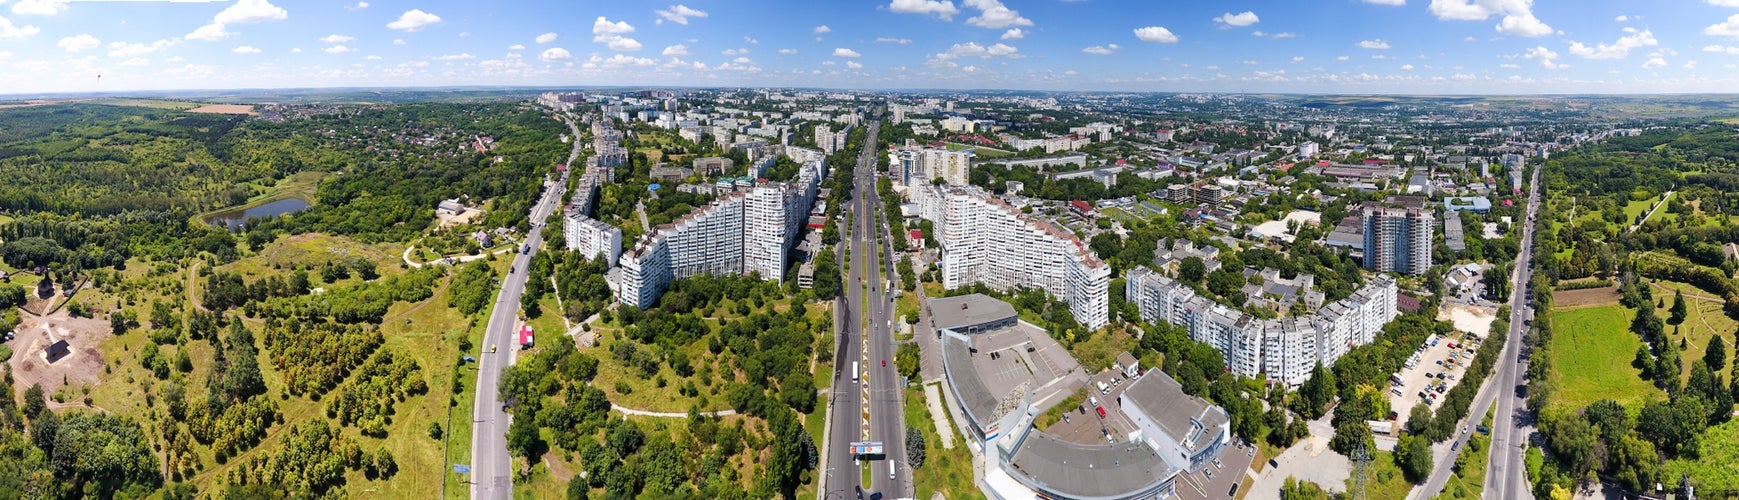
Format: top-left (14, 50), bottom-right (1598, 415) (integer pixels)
top-left (888, 146), bottom-right (974, 187)
top-left (1126, 267), bottom-right (1399, 386)
top-left (935, 187), bottom-right (1111, 330)
top-left (614, 160), bottom-right (827, 308)
top-left (1362, 196), bottom-right (1434, 276)
top-left (814, 124), bottom-right (848, 154)
top-left (564, 210), bottom-right (622, 267)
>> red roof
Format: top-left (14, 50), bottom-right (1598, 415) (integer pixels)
top-left (909, 229), bottom-right (923, 239)
top-left (1396, 294), bottom-right (1423, 313)
top-left (1317, 160), bottom-right (1332, 167)
top-left (1116, 158), bottom-right (1127, 166)
top-left (1363, 159), bottom-right (1385, 165)
top-left (556, 164), bottom-right (568, 171)
top-left (1070, 200), bottom-right (1093, 212)
top-left (518, 325), bottom-right (534, 345)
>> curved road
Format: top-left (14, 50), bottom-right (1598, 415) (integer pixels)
top-left (468, 112), bottom-right (582, 499)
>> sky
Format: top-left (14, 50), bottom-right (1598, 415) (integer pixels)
top-left (4, 0), bottom-right (1739, 95)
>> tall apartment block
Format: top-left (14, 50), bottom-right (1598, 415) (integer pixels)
top-left (935, 187), bottom-right (1111, 330)
top-left (1362, 196), bottom-right (1434, 276)
top-left (613, 160), bottom-right (827, 308)
top-left (888, 146), bottom-right (974, 187)
top-left (1126, 267), bottom-right (1399, 387)
top-left (564, 168), bottom-right (622, 267)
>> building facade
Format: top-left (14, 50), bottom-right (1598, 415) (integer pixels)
top-left (1362, 196), bottom-right (1434, 276)
top-left (1126, 267), bottom-right (1400, 386)
top-left (935, 187), bottom-right (1110, 330)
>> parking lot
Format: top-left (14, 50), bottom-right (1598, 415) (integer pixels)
top-left (1173, 437), bottom-right (1258, 500)
top-left (1040, 369), bottom-right (1139, 445)
top-left (1387, 333), bottom-right (1482, 424)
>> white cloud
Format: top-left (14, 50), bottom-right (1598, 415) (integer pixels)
top-left (387, 9), bottom-right (441, 32)
top-left (1427, 0), bottom-right (1552, 37)
top-left (536, 33), bottom-right (557, 44)
top-left (594, 54), bottom-right (653, 67)
top-left (1642, 56), bottom-right (1666, 69)
top-left (875, 37), bottom-right (912, 44)
top-left (1708, 14), bottom-right (1739, 38)
top-left (57, 33), bottom-right (98, 52)
top-left (539, 47), bottom-right (571, 62)
top-left (653, 4), bottom-right (708, 25)
top-left (1712, 0), bottom-right (1739, 6)
top-left (662, 44), bottom-right (689, 56)
top-left (847, 61), bottom-right (863, 69)
top-left (1000, 28), bottom-right (1025, 40)
top-left (963, 0), bottom-right (1031, 29)
top-left (1133, 26), bottom-right (1178, 43)
top-left (215, 0), bottom-right (287, 24)
top-left (348, 2), bottom-right (369, 10)
top-left (1567, 29), bottom-right (1656, 59)
top-left (1291, 56), bottom-right (1305, 63)
top-left (395, 39), bottom-right (407, 46)
top-left (1401, 64), bottom-right (1415, 70)
top-left (778, 48), bottom-right (798, 54)
top-left (1081, 44), bottom-right (1118, 55)
top-left (1213, 11), bottom-right (1259, 28)
top-left (0, 15), bottom-right (38, 38)
top-left (107, 39), bottom-right (175, 58)
top-left (723, 48), bottom-right (749, 56)
top-left (184, 22), bottom-right (231, 41)
top-left (323, 45), bottom-right (353, 54)
top-left (232, 45), bottom-right (260, 54)
top-left (12, 0), bottom-right (68, 16)
top-left (813, 25), bottom-right (831, 35)
top-left (833, 47), bottom-right (862, 58)
top-left (1337, 55), bottom-right (1351, 61)
top-left (1614, 15), bottom-right (1628, 22)
top-left (1523, 45), bottom-right (1564, 69)
top-left (1685, 60), bottom-right (1699, 69)
top-left (287, 48), bottom-right (299, 54)
top-left (507, 44), bottom-right (524, 50)
top-left (1363, 0), bottom-right (1406, 5)
top-left (592, 16), bottom-right (642, 51)
top-left (319, 34), bottom-right (354, 44)
top-left (743, 36), bottom-right (758, 44)
top-left (1357, 39), bottom-right (1390, 49)
top-left (1704, 44), bottom-right (1739, 55)
top-left (1500, 63), bottom-right (1519, 68)
top-left (437, 53), bottom-right (473, 60)
top-left (888, 0), bottom-right (959, 21)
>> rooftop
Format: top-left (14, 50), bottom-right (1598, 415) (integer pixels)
top-left (1006, 432), bottom-right (1174, 499)
top-left (930, 294), bottom-right (1018, 332)
top-left (1120, 370), bottom-right (1230, 453)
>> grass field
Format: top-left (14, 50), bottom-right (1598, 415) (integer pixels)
top-left (1651, 280), bottom-right (1738, 382)
top-left (91, 98), bottom-right (201, 110)
top-left (1547, 304), bottom-right (1660, 411)
top-left (944, 141), bottom-right (1013, 158)
top-left (1346, 450), bottom-right (1414, 500)
top-left (1434, 409), bottom-right (1495, 500)
top-left (906, 384), bottom-right (977, 499)
top-left (191, 171), bottom-right (327, 226)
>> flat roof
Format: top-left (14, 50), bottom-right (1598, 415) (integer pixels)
top-left (1121, 370), bottom-right (1230, 452)
top-left (942, 321), bottom-right (1084, 430)
top-left (1006, 431), bottom-right (1174, 498)
top-left (930, 294), bottom-right (1018, 332)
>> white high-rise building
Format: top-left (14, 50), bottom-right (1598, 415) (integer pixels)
top-left (936, 187), bottom-right (1110, 330)
top-left (614, 160), bottom-right (827, 308)
top-left (1363, 196), bottom-right (1434, 276)
top-left (1126, 267), bottom-right (1399, 386)
top-left (887, 146), bottom-right (974, 187)
top-left (565, 210), bottom-right (622, 267)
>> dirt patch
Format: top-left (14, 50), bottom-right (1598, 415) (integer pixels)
top-left (1554, 286), bottom-right (1621, 308)
top-left (437, 208), bottom-right (483, 228)
top-left (187, 104), bottom-right (256, 115)
top-left (1437, 303), bottom-right (1498, 338)
top-left (6, 309), bottom-right (112, 403)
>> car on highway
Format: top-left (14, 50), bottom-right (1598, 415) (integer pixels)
top-left (490, 344), bottom-right (497, 353)
top-left (1452, 440), bottom-right (1461, 451)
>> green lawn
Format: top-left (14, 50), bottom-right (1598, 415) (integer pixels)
top-left (1547, 304), bottom-right (1660, 411)
top-left (906, 385), bottom-right (977, 499)
top-left (1346, 450), bottom-right (1414, 500)
top-left (1652, 280), bottom-right (1738, 383)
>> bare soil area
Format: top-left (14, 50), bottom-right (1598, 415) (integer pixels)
top-left (1553, 286), bottom-right (1621, 308)
top-left (187, 104), bottom-right (256, 115)
top-left (5, 309), bottom-right (112, 401)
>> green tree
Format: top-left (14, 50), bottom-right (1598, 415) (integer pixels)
top-left (1178, 257), bottom-right (1207, 284)
top-left (1706, 335), bottom-right (1728, 373)
top-left (1396, 433), bottom-right (1434, 483)
top-left (896, 342), bottom-right (920, 380)
top-left (49, 412), bottom-right (161, 497)
top-left (906, 426), bottom-right (927, 469)
top-left (1669, 290), bottom-right (1687, 325)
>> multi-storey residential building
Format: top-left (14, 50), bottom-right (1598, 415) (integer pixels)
top-left (1126, 267), bottom-right (1399, 386)
top-left (1166, 184), bottom-right (1192, 204)
top-left (814, 124), bottom-right (848, 154)
top-left (564, 210), bottom-right (622, 267)
top-left (887, 146), bottom-right (974, 187)
top-left (934, 187), bottom-right (1110, 330)
top-left (614, 160), bottom-right (827, 308)
top-left (1362, 196), bottom-right (1434, 276)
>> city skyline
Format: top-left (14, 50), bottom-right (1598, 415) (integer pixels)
top-left (4, 0), bottom-right (1739, 94)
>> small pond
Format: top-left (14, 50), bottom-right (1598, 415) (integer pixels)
top-left (205, 197), bottom-right (310, 230)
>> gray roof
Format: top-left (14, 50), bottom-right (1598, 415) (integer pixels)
top-left (930, 294), bottom-right (1017, 332)
top-left (1122, 370), bottom-right (1230, 452)
top-left (1006, 431), bottom-right (1174, 498)
top-left (942, 334), bottom-right (1003, 429)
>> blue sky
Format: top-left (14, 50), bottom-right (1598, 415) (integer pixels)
top-left (3, 0), bottom-right (1739, 94)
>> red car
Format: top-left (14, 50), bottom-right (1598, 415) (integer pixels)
top-left (1096, 407), bottom-right (1107, 419)
top-left (881, 360), bottom-right (886, 367)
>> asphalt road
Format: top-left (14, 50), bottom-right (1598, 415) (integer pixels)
top-left (467, 113), bottom-right (580, 499)
top-left (823, 115), bottom-right (912, 500)
top-left (1485, 165), bottom-right (1543, 500)
top-left (1411, 165), bottom-right (1542, 500)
